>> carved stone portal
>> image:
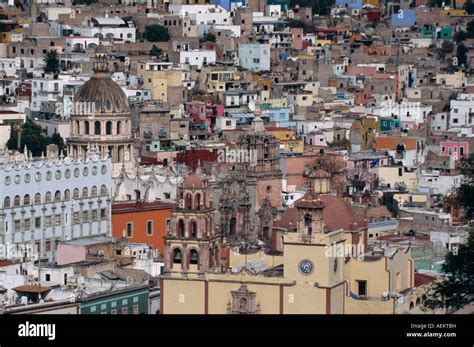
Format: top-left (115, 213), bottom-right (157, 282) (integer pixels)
top-left (227, 284), bottom-right (261, 314)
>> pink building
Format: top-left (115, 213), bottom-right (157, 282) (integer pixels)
top-left (291, 28), bottom-right (304, 50)
top-left (186, 102), bottom-right (224, 121)
top-left (440, 141), bottom-right (469, 161)
top-left (307, 131), bottom-right (327, 146)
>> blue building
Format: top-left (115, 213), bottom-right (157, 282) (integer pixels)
top-left (335, 0), bottom-right (363, 10)
top-left (262, 108), bottom-right (296, 128)
top-left (238, 43), bottom-right (271, 72)
top-left (211, 0), bottom-right (247, 11)
top-left (391, 9), bottom-right (416, 26)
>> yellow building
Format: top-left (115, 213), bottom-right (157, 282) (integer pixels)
top-left (265, 127), bottom-right (304, 153)
top-left (440, 9), bottom-right (466, 15)
top-left (376, 166), bottom-right (418, 191)
top-left (363, 0), bottom-right (379, 6)
top-left (160, 187), bottom-right (415, 314)
top-left (137, 61), bottom-right (182, 102)
top-left (199, 67), bottom-right (238, 93)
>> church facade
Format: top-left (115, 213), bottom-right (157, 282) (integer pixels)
top-left (160, 187), bottom-right (415, 314)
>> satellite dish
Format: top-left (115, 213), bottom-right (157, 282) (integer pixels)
top-left (248, 100), bottom-right (256, 112)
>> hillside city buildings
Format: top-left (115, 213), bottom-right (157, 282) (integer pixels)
top-left (0, 0), bottom-right (472, 315)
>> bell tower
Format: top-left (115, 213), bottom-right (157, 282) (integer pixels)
top-left (164, 174), bottom-right (224, 276)
top-left (283, 190), bottom-right (346, 292)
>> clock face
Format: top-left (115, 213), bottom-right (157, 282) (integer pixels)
top-left (298, 259), bottom-right (314, 276)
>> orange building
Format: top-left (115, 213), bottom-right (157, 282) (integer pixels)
top-left (112, 201), bottom-right (174, 255)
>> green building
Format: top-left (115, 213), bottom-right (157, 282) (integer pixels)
top-left (422, 26), bottom-right (452, 40)
top-left (80, 285), bottom-right (149, 315)
top-left (380, 117), bottom-right (401, 132)
top-left (267, 0), bottom-right (290, 10)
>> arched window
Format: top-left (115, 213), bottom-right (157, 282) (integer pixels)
top-left (185, 193), bottom-right (192, 210)
top-left (3, 197), bottom-right (10, 208)
top-left (94, 121), bottom-right (101, 135)
top-left (34, 193), bottom-right (41, 205)
top-left (13, 195), bottom-right (21, 207)
top-left (73, 188), bottom-right (80, 200)
top-left (91, 186), bottom-right (98, 197)
top-left (24, 194), bottom-right (30, 205)
top-left (54, 190), bottom-right (61, 202)
top-left (190, 220), bottom-right (197, 238)
top-left (173, 248), bottom-right (182, 264)
top-left (84, 121), bottom-right (90, 135)
top-left (304, 214), bottom-right (312, 235)
top-left (106, 121), bottom-right (112, 135)
top-left (117, 121), bottom-right (122, 135)
top-left (82, 187), bottom-right (88, 198)
top-left (409, 302), bottom-right (414, 310)
top-left (45, 192), bottom-right (52, 204)
top-left (178, 219), bottom-right (185, 237)
top-left (64, 189), bottom-right (71, 201)
top-left (189, 249), bottom-right (199, 265)
top-left (229, 217), bottom-right (236, 235)
top-left (416, 298), bottom-right (421, 306)
top-left (195, 193), bottom-right (201, 210)
top-left (100, 185), bottom-right (107, 196)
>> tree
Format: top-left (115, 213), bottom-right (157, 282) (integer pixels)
top-left (454, 30), bottom-right (467, 43)
top-left (150, 45), bottom-right (163, 58)
top-left (43, 50), bottom-right (59, 75)
top-left (7, 119), bottom-right (65, 157)
top-left (467, 0), bottom-right (474, 14)
top-left (421, 231), bottom-right (474, 311)
top-left (143, 24), bottom-right (170, 42)
top-left (422, 154), bottom-right (474, 312)
top-left (289, 0), bottom-right (334, 15)
top-left (457, 154), bottom-right (474, 219)
top-left (468, 20), bottom-right (474, 38)
top-left (201, 32), bottom-right (216, 43)
top-left (456, 43), bottom-right (468, 67)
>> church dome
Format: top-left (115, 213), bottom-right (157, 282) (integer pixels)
top-left (73, 71), bottom-right (130, 116)
top-left (183, 174), bottom-right (205, 189)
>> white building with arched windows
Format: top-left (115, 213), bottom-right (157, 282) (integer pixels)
top-left (0, 146), bottom-right (113, 262)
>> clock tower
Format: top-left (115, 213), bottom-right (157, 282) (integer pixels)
top-left (283, 190), bottom-right (346, 289)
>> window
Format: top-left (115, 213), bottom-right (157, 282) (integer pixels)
top-left (92, 210), bottom-right (98, 220)
top-left (35, 217), bottom-right (41, 228)
top-left (173, 249), bottom-right (182, 264)
top-left (133, 305), bottom-right (139, 314)
top-left (111, 310), bottom-right (117, 314)
top-left (122, 308), bottom-right (128, 314)
top-left (101, 208), bottom-right (107, 219)
top-left (24, 218), bottom-right (31, 231)
top-left (55, 214), bottom-right (61, 226)
top-left (82, 211), bottom-right (88, 222)
top-left (126, 223), bottom-right (133, 237)
top-left (146, 220), bottom-right (153, 235)
top-left (73, 212), bottom-right (80, 224)
top-left (189, 249), bottom-right (198, 265)
top-left (45, 216), bottom-right (52, 228)
top-left (14, 220), bottom-right (20, 232)
top-left (45, 274), bottom-right (50, 282)
top-left (357, 280), bottom-right (367, 296)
